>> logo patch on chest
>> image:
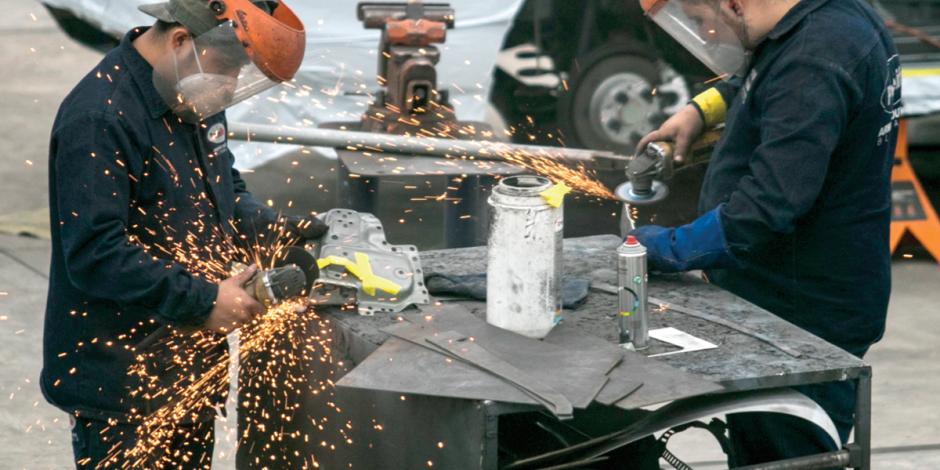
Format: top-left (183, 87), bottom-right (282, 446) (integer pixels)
top-left (878, 54), bottom-right (902, 147)
top-left (207, 123), bottom-right (226, 145)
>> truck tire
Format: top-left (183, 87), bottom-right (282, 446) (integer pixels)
top-left (558, 49), bottom-right (664, 152)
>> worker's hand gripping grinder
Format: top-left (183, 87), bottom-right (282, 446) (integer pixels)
top-left (231, 247), bottom-right (318, 308)
top-left (615, 131), bottom-right (721, 207)
top-left (136, 247), bottom-right (317, 350)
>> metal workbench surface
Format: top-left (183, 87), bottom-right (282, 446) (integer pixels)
top-left (326, 234), bottom-right (867, 393)
top-left (237, 234), bottom-right (871, 469)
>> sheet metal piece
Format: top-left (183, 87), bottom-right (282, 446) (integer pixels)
top-left (597, 349), bottom-right (723, 409)
top-left (426, 331), bottom-right (574, 419)
top-left (533, 315), bottom-right (719, 410)
top-left (507, 388), bottom-right (840, 469)
top-left (600, 382), bottom-right (644, 407)
top-left (408, 304), bottom-right (623, 408)
top-left (415, 305), bottom-right (722, 410)
top-left (336, 334), bottom-right (540, 405)
top-left (311, 209), bottom-right (430, 315)
top-left (583, 388), bottom-right (841, 462)
top-left (336, 304), bottom-right (622, 410)
top-left (381, 322), bottom-right (568, 414)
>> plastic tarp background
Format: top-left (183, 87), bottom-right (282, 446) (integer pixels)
top-left (42, 0), bottom-right (525, 169)
top-left (42, 0), bottom-right (940, 156)
top-left (901, 71), bottom-right (940, 118)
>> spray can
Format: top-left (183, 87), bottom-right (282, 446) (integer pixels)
top-left (617, 236), bottom-right (648, 349)
top-left (486, 175), bottom-right (564, 339)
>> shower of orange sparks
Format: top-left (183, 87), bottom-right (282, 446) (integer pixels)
top-left (343, 101), bottom-right (620, 201)
top-left (104, 300), bottom-right (334, 469)
top-left (494, 147), bottom-right (617, 200)
top-left (95, 217), bottom-right (343, 469)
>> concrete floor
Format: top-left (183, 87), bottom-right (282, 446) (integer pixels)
top-left (1, 1), bottom-right (939, 468)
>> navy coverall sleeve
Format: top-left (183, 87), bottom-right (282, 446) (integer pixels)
top-left (713, 78), bottom-right (742, 108)
top-left (224, 116), bottom-right (280, 235)
top-left (53, 113), bottom-right (218, 324)
top-left (231, 164), bottom-right (280, 232)
top-left (720, 57), bottom-right (859, 254)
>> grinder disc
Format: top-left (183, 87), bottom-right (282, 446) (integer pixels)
top-left (614, 180), bottom-right (669, 205)
top-left (271, 246), bottom-right (318, 295)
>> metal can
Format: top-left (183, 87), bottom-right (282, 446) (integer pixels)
top-left (486, 175), bottom-right (564, 339)
top-left (617, 236), bottom-right (648, 349)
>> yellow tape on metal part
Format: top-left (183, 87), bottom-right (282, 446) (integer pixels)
top-left (317, 252), bottom-right (402, 296)
top-left (540, 182), bottom-right (571, 208)
top-left (692, 88), bottom-right (727, 128)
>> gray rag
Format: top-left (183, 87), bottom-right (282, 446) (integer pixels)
top-left (424, 273), bottom-right (591, 309)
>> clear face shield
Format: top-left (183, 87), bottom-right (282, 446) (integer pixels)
top-left (153, 22), bottom-right (281, 123)
top-left (152, 0), bottom-right (306, 123)
top-left (643, 0), bottom-right (750, 80)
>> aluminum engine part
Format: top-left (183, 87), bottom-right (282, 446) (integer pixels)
top-left (312, 209), bottom-right (429, 315)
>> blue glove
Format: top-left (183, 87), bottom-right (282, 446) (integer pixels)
top-left (629, 206), bottom-right (738, 273)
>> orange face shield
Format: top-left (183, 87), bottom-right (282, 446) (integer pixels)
top-left (208, 0), bottom-right (306, 82)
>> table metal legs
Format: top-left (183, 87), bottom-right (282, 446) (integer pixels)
top-left (735, 369), bottom-right (873, 470)
top-left (848, 367), bottom-right (872, 469)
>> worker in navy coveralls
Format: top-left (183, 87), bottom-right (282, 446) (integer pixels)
top-left (42, 1), bottom-right (325, 467)
top-left (632, 0), bottom-right (900, 465)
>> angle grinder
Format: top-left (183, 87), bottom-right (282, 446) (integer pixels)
top-left (135, 247), bottom-right (318, 350)
top-left (237, 246), bottom-right (318, 307)
top-left (615, 141), bottom-right (674, 206)
top-left (615, 130), bottom-right (722, 206)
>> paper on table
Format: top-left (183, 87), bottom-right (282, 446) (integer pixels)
top-left (648, 327), bottom-right (717, 357)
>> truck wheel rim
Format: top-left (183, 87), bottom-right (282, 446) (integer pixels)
top-left (588, 72), bottom-right (658, 146)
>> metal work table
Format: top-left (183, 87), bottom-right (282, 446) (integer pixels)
top-left (237, 235), bottom-right (871, 469)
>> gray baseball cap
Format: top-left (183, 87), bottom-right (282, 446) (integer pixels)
top-left (138, 0), bottom-right (221, 36)
top-left (139, 0), bottom-right (279, 36)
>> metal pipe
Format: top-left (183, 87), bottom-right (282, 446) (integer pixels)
top-left (733, 450), bottom-right (851, 470)
top-left (227, 122), bottom-right (630, 168)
